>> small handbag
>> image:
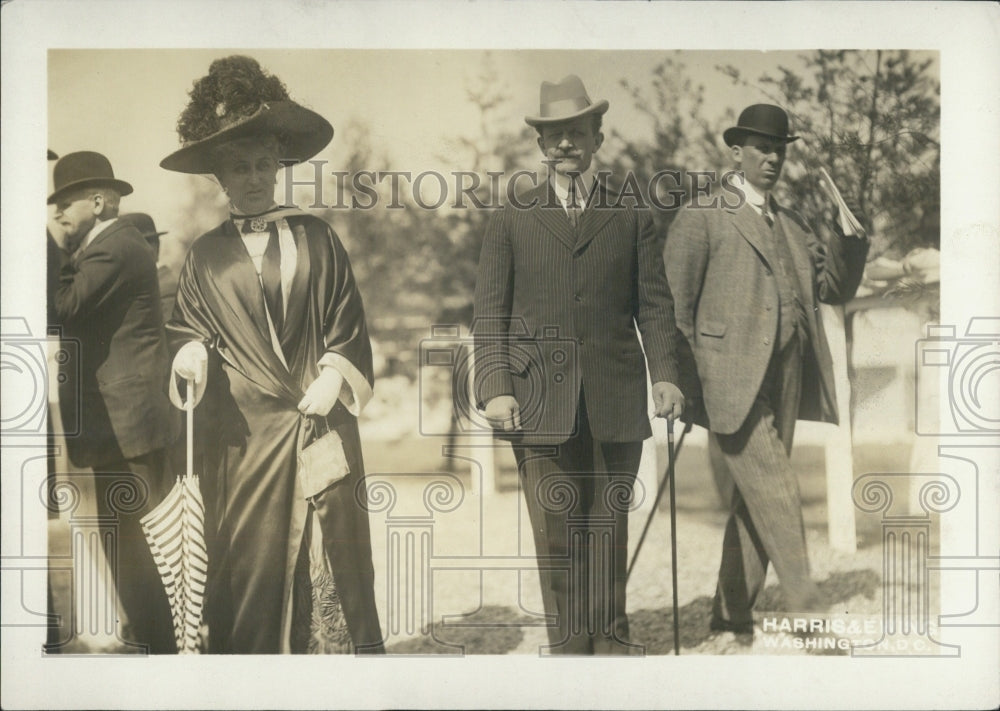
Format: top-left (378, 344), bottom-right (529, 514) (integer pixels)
top-left (297, 415), bottom-right (350, 500)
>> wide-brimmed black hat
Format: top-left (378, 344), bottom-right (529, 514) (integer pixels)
top-left (525, 74), bottom-right (609, 127)
top-left (118, 213), bottom-right (167, 241)
top-left (723, 104), bottom-right (800, 147)
top-left (160, 56), bottom-right (333, 175)
top-left (47, 151), bottom-right (134, 205)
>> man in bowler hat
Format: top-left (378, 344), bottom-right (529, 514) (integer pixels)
top-left (664, 105), bottom-right (870, 635)
top-left (474, 75), bottom-right (685, 654)
top-left (117, 213), bottom-right (177, 323)
top-left (49, 151), bottom-right (178, 652)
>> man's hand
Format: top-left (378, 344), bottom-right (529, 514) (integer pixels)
top-left (299, 367), bottom-right (344, 416)
top-left (652, 381), bottom-right (685, 421)
top-left (47, 218), bottom-right (68, 250)
top-left (484, 395), bottom-right (521, 432)
top-left (173, 341), bottom-right (208, 384)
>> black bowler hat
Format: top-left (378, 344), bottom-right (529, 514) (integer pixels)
top-left (48, 151), bottom-right (133, 204)
top-left (118, 213), bottom-right (167, 242)
top-left (723, 104), bottom-right (800, 147)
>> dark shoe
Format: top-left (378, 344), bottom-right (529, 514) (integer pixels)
top-left (710, 617), bottom-right (754, 635)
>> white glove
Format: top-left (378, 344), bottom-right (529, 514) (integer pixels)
top-left (173, 341), bottom-right (208, 384)
top-left (169, 341), bottom-right (208, 410)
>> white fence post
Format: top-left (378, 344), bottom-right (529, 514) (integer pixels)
top-left (821, 304), bottom-right (858, 553)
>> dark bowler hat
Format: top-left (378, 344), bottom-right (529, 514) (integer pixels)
top-left (118, 213), bottom-right (167, 242)
top-left (524, 74), bottom-right (609, 127)
top-left (723, 104), bottom-right (800, 147)
top-left (48, 151), bottom-right (133, 205)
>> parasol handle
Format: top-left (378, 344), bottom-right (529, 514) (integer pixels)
top-left (186, 377), bottom-right (195, 480)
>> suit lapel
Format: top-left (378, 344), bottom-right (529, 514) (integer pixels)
top-left (78, 218), bottom-right (133, 259)
top-left (772, 203), bottom-right (816, 302)
top-left (728, 202), bottom-right (773, 267)
top-left (574, 183), bottom-right (617, 253)
top-left (528, 183), bottom-right (577, 251)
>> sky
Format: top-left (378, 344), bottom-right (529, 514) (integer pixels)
top-left (47, 48), bottom-right (901, 248)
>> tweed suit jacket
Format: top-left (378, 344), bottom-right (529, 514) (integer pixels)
top-left (664, 196), bottom-right (869, 435)
top-left (473, 181), bottom-right (681, 445)
top-left (53, 218), bottom-right (178, 467)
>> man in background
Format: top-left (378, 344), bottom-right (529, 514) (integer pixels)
top-left (49, 151), bottom-right (178, 653)
top-left (118, 212), bottom-right (177, 323)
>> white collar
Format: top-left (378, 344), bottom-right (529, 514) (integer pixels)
top-left (80, 216), bottom-right (117, 252)
top-left (550, 167), bottom-right (595, 207)
top-left (732, 173), bottom-right (771, 213)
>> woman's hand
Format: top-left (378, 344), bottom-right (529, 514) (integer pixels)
top-left (173, 341), bottom-right (208, 384)
top-left (298, 367), bottom-right (344, 416)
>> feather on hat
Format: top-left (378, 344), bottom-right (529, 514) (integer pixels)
top-left (160, 55), bottom-right (333, 174)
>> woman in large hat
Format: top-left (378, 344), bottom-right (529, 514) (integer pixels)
top-left (162, 55), bottom-right (383, 654)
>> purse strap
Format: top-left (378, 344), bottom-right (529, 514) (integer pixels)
top-left (303, 413), bottom-right (331, 437)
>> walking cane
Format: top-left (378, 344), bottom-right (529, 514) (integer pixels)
top-left (626, 418), bottom-right (691, 582)
top-left (186, 377), bottom-right (194, 485)
top-left (666, 418), bottom-right (681, 655)
top-left (625, 417), bottom-right (690, 654)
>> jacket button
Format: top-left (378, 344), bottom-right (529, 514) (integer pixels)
top-left (763, 337), bottom-right (771, 346)
top-left (766, 305), bottom-right (773, 311)
top-left (574, 294), bottom-right (582, 302)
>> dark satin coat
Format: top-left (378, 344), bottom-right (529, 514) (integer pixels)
top-left (166, 214), bottom-right (383, 653)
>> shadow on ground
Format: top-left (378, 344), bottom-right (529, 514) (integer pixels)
top-left (630, 568), bottom-right (882, 655)
top-left (386, 604), bottom-right (535, 655)
top-left (384, 569), bottom-right (881, 656)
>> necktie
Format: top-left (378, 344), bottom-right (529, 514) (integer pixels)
top-left (567, 181), bottom-right (582, 228)
top-left (256, 221), bottom-right (284, 334)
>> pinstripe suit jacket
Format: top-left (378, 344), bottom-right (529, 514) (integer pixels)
top-left (473, 181), bottom-right (680, 445)
top-left (664, 196), bottom-right (869, 435)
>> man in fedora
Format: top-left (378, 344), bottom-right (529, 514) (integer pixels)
top-left (664, 104), bottom-right (870, 636)
top-left (49, 151), bottom-right (178, 653)
top-left (474, 75), bottom-right (685, 654)
top-left (117, 213), bottom-right (176, 323)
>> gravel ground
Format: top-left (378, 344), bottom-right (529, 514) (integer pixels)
top-left (46, 434), bottom-right (916, 656)
top-left (364, 437), bottom-right (912, 656)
